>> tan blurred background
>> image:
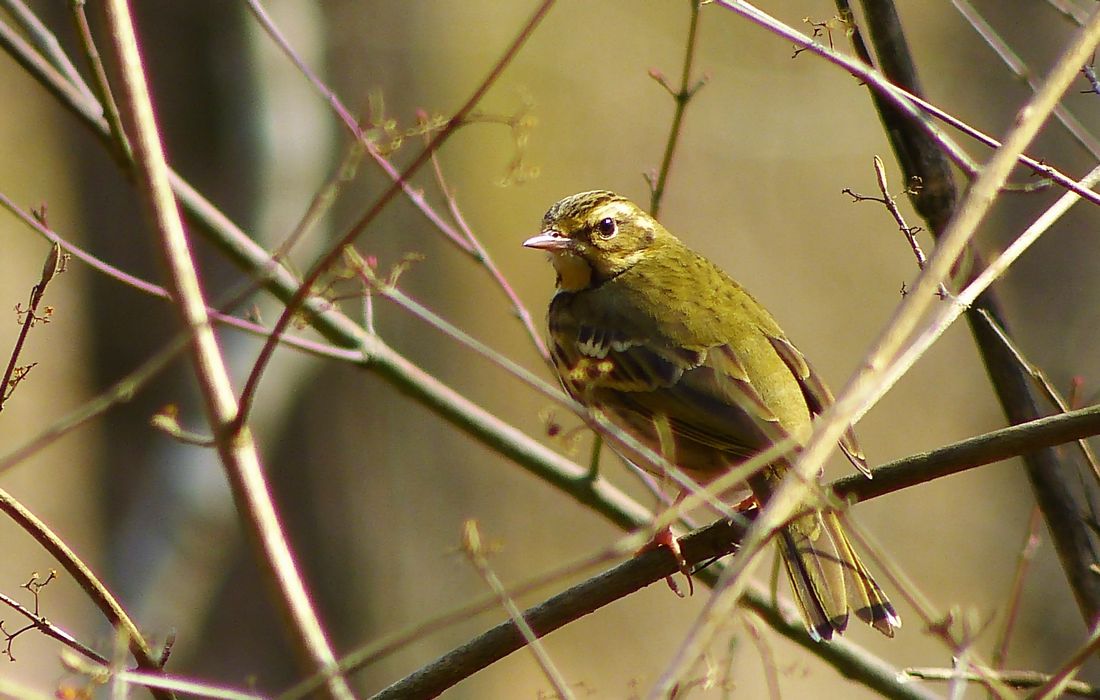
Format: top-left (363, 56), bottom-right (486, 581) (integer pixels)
top-left (1, 0), bottom-right (1098, 697)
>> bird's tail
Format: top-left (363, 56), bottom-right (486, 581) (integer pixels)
top-left (777, 511), bottom-right (900, 641)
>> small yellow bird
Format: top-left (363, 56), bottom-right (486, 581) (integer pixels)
top-left (524, 190), bottom-right (899, 640)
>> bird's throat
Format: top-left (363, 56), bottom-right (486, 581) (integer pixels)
top-left (552, 252), bottom-right (594, 292)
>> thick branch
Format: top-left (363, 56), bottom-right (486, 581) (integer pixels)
top-left (369, 403), bottom-right (1100, 699)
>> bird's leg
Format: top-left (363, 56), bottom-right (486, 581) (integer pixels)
top-left (637, 489), bottom-right (694, 596)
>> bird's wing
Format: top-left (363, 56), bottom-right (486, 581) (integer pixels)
top-left (767, 335), bottom-right (870, 477)
top-left (551, 300), bottom-right (790, 459)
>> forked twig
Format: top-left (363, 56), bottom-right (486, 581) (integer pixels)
top-left (1, 240), bottom-right (63, 412)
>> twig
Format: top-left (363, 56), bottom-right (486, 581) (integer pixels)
top-left (843, 0), bottom-right (1100, 626)
top-left (906, 666), bottom-right (1100, 698)
top-left (271, 138), bottom-right (369, 264)
top-left (0, 192), bottom-right (352, 367)
top-left (843, 155), bottom-right (948, 297)
top-left (0, 330), bottom-right (186, 476)
top-left (242, 0), bottom-right (359, 136)
top-left (100, 2), bottom-right (352, 698)
top-left (242, 0), bottom-right (478, 255)
top-left (62, 652), bottom-right (270, 700)
top-left (647, 0), bottom-right (706, 218)
top-left (1, 241), bottom-right (63, 411)
top-left (0, 585), bottom-right (108, 665)
top-left (361, 270), bottom-right (570, 409)
top-left (424, 143), bottom-right (549, 359)
top-left (842, 158), bottom-right (1100, 430)
top-left (991, 506), bottom-right (1042, 672)
top-left (462, 521), bottom-right (575, 700)
top-left (714, 0), bottom-right (1100, 208)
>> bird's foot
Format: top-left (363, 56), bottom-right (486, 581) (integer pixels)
top-left (639, 527), bottom-right (694, 597)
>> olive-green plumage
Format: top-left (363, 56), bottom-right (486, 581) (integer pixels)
top-left (525, 190), bottom-right (899, 640)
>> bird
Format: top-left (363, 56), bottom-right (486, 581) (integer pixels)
top-left (523, 190), bottom-right (899, 640)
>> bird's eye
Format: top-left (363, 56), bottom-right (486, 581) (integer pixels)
top-left (595, 217), bottom-right (617, 239)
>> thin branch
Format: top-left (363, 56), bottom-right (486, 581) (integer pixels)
top-left (843, 155), bottom-right (948, 297)
top-left (69, 0), bottom-right (131, 165)
top-left (0, 192), bottom-right (354, 365)
top-left (243, 0), bottom-right (486, 257)
top-left (905, 667), bottom-right (1100, 698)
top-left (951, 0), bottom-right (1100, 157)
top-left (715, 0), bottom-right (1100, 208)
top-left (366, 274), bottom-right (569, 409)
top-left (1, 241), bottom-right (63, 411)
top-left (462, 521), bottom-right (575, 700)
top-left (62, 653), bottom-right (269, 700)
top-left (100, 2), bottom-right (352, 698)
top-left (849, 0), bottom-right (1100, 626)
top-left (991, 506), bottom-right (1043, 672)
top-left (647, 0), bottom-right (705, 218)
top-left (242, 0), bottom-right (359, 135)
top-left (0, 0), bottom-right (95, 103)
top-left (425, 142), bottom-right (549, 359)
top-left (844, 160), bottom-right (1100, 430)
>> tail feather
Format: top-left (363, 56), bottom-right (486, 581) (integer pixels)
top-left (823, 512), bottom-right (901, 637)
top-left (778, 518), bottom-right (848, 641)
top-left (778, 512), bottom-right (900, 641)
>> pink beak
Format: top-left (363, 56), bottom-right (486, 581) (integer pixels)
top-left (522, 231), bottom-right (573, 252)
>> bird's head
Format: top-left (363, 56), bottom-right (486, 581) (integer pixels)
top-left (524, 190), bottom-right (667, 291)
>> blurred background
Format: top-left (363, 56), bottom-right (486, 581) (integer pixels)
top-left (1, 0), bottom-right (1098, 697)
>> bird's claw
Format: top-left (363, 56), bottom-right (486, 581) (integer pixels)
top-left (640, 527), bottom-right (694, 597)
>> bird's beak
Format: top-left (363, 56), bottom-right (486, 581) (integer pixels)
top-left (523, 230), bottom-right (574, 252)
